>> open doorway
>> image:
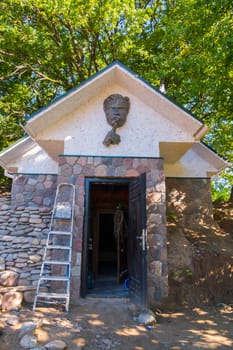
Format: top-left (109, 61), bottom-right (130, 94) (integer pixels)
top-left (98, 213), bottom-right (116, 276)
top-left (83, 179), bottom-right (129, 298)
top-left (82, 174), bottom-right (147, 306)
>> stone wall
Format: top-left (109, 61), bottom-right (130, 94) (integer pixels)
top-left (165, 177), bottom-right (217, 305)
top-left (58, 155), bottom-right (168, 306)
top-left (0, 197), bottom-right (52, 311)
top-left (166, 178), bottom-right (213, 227)
top-left (11, 174), bottom-right (57, 207)
top-left (1, 157), bottom-right (169, 308)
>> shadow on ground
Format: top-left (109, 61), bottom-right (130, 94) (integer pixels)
top-left (1, 298), bottom-right (233, 349)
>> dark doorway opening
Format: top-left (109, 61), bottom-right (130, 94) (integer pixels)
top-left (98, 213), bottom-right (116, 275)
top-left (83, 179), bottom-right (130, 298)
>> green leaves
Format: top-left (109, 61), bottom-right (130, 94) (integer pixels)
top-left (0, 0), bottom-right (232, 197)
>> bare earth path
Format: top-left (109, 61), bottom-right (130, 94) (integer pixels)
top-left (1, 298), bottom-right (233, 349)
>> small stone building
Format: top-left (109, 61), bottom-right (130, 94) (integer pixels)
top-left (0, 62), bottom-right (228, 307)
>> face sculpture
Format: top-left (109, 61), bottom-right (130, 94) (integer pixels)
top-left (103, 94), bottom-right (130, 129)
top-left (103, 94), bottom-right (130, 146)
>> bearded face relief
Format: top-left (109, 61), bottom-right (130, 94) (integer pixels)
top-left (103, 94), bottom-right (130, 146)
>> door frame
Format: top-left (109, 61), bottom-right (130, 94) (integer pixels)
top-left (81, 176), bottom-right (147, 303)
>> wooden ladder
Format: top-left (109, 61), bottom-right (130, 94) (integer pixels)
top-left (33, 183), bottom-right (75, 312)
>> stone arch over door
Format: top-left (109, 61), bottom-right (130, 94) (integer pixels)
top-left (58, 155), bottom-right (168, 306)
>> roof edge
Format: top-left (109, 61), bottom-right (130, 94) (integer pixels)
top-left (200, 141), bottom-right (231, 170)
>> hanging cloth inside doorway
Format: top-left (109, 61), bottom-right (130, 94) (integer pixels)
top-left (114, 204), bottom-right (127, 244)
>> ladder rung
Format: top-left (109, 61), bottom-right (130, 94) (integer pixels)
top-left (53, 217), bottom-right (72, 220)
top-left (37, 292), bottom-right (68, 299)
top-left (40, 276), bottom-right (69, 281)
top-left (44, 260), bottom-right (70, 265)
top-left (49, 231), bottom-right (72, 235)
top-left (45, 245), bottom-right (70, 249)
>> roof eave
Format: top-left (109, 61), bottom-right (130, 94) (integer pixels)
top-left (0, 136), bottom-right (35, 166)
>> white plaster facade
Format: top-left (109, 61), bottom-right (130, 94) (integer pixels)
top-left (0, 62), bottom-right (228, 177)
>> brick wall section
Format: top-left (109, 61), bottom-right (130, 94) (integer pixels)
top-left (11, 174), bottom-right (57, 207)
top-left (58, 156), bottom-right (168, 306)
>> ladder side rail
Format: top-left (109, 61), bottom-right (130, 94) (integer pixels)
top-left (64, 184), bottom-right (75, 312)
top-left (65, 184), bottom-right (75, 312)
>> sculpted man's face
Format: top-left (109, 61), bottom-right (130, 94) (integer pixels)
top-left (104, 94), bottom-right (130, 129)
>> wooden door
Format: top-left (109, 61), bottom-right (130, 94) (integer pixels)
top-left (128, 173), bottom-right (147, 307)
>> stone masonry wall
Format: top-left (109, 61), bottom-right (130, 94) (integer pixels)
top-left (0, 157), bottom-right (168, 308)
top-left (166, 178), bottom-right (214, 227)
top-left (0, 195), bottom-right (52, 311)
top-left (165, 177), bottom-right (215, 303)
top-left (58, 156), bottom-right (168, 306)
top-left (11, 174), bottom-right (57, 207)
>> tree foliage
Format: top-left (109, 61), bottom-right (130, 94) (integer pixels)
top-left (0, 0), bottom-right (232, 195)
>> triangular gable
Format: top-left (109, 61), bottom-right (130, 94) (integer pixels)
top-left (23, 61), bottom-right (206, 139)
top-left (0, 61), bottom-right (229, 178)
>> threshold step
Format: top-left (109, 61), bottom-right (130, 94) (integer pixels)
top-left (37, 292), bottom-right (68, 299)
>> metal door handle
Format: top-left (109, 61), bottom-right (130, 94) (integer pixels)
top-left (136, 229), bottom-right (148, 251)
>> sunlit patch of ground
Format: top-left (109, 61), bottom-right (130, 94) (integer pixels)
top-left (0, 300), bottom-right (233, 349)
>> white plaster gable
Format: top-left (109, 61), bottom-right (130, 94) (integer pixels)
top-left (23, 62), bottom-right (206, 141)
top-left (0, 62), bottom-right (228, 177)
top-left (22, 61), bottom-right (211, 161)
top-left (37, 84), bottom-right (198, 158)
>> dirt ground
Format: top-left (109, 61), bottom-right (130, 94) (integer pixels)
top-left (0, 187), bottom-right (233, 350)
top-left (1, 297), bottom-right (233, 350)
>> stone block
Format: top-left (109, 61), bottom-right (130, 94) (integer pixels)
top-left (29, 254), bottom-right (42, 263)
top-left (0, 270), bottom-right (19, 286)
top-left (71, 265), bottom-right (81, 277)
top-left (15, 263), bottom-right (27, 268)
top-left (126, 169), bottom-right (139, 176)
top-left (29, 218), bottom-right (42, 224)
top-left (149, 261), bottom-right (162, 276)
top-left (20, 334), bottom-right (38, 349)
top-left (45, 339), bottom-right (67, 350)
top-left (75, 252), bottom-right (82, 265)
top-left (18, 279), bottom-right (31, 286)
top-left (19, 321), bottom-right (38, 338)
top-left (147, 213), bottom-right (162, 228)
top-left (95, 164), bottom-right (107, 176)
top-left (2, 291), bottom-right (23, 311)
top-left (24, 290), bottom-right (35, 304)
top-left (27, 178), bottom-right (38, 186)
